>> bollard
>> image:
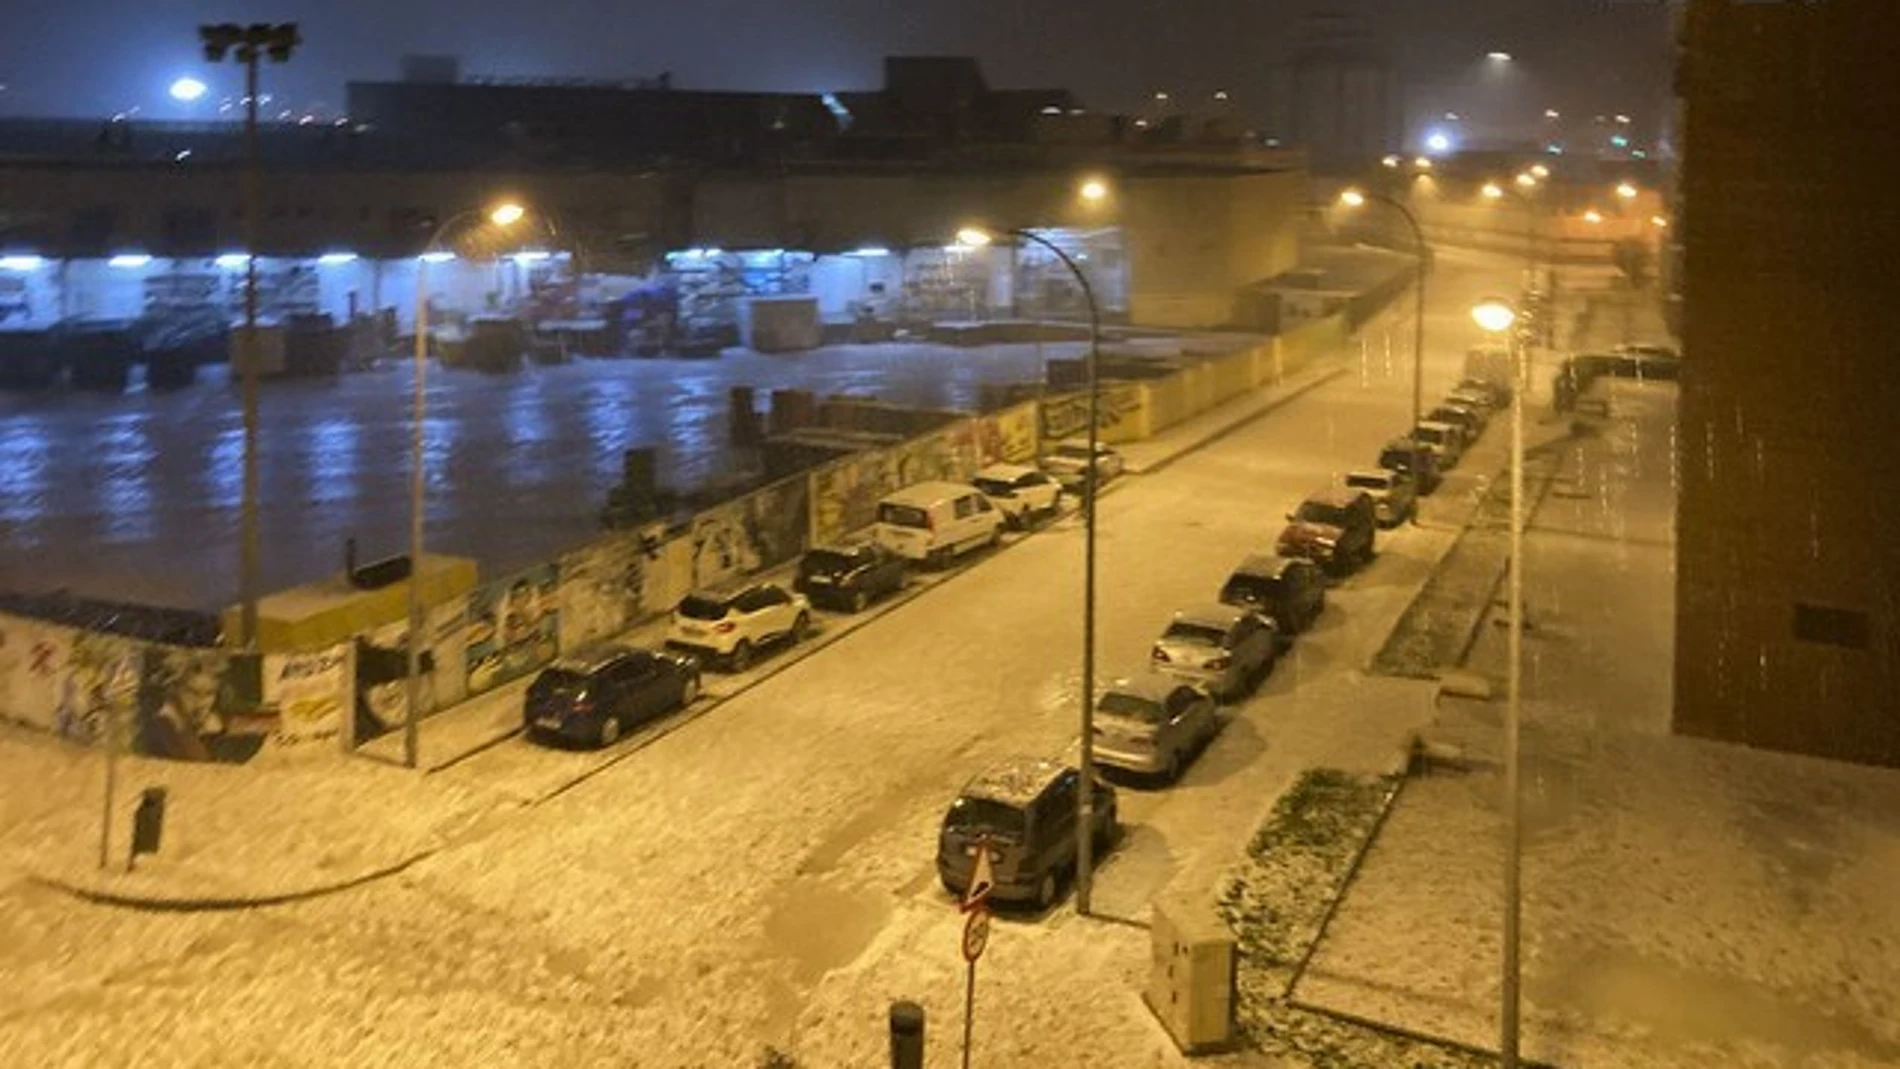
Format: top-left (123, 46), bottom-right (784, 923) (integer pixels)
top-left (129, 787), bottom-right (167, 871)
top-left (889, 1000), bottom-right (925, 1069)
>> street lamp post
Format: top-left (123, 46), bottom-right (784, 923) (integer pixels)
top-left (199, 22), bottom-right (300, 651)
top-left (959, 224), bottom-right (1103, 915)
top-left (404, 203), bottom-right (525, 769)
top-left (1339, 189), bottom-right (1429, 516)
top-left (1471, 295), bottom-right (1524, 1069)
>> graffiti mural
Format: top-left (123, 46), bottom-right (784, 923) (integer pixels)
top-left (138, 644), bottom-right (248, 761)
top-left (688, 476), bottom-right (810, 590)
top-left (1039, 383), bottom-right (1143, 442)
top-left (810, 449), bottom-right (899, 547)
top-left (264, 644), bottom-right (349, 748)
top-left (465, 564), bottom-right (561, 696)
top-left (558, 532), bottom-right (656, 652)
top-left (0, 615), bottom-right (71, 732)
top-left (55, 632), bottom-right (141, 747)
top-left (980, 402), bottom-right (1041, 464)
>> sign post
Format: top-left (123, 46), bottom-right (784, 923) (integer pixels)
top-left (959, 837), bottom-right (995, 1069)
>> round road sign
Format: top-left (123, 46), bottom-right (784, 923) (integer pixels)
top-left (961, 907), bottom-right (991, 963)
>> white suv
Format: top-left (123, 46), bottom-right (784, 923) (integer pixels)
top-left (971, 463), bottom-right (1063, 528)
top-left (664, 581), bottom-right (811, 671)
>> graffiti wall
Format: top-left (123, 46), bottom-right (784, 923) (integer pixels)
top-left (981, 400), bottom-right (1041, 465)
top-left (263, 643), bottom-right (350, 749)
top-left (558, 531), bottom-right (660, 653)
top-left (465, 563), bottom-right (561, 697)
top-left (137, 644), bottom-right (253, 761)
top-left (687, 475), bottom-right (811, 591)
top-left (1039, 382), bottom-right (1147, 444)
top-left (0, 614), bottom-right (72, 732)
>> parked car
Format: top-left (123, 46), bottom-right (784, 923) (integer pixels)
top-left (1149, 604), bottom-right (1281, 700)
top-left (1219, 554), bottom-right (1326, 634)
top-left (1092, 674), bottom-right (1222, 781)
top-left (795, 538), bottom-right (907, 613)
top-left (664, 580), bottom-right (811, 671)
top-left (971, 463), bottom-right (1063, 528)
top-left (1463, 344), bottom-right (1515, 401)
top-left (1454, 375), bottom-right (1509, 409)
top-left (1041, 439), bottom-right (1126, 491)
top-left (1428, 402), bottom-right (1486, 443)
top-left (874, 481), bottom-right (1004, 568)
top-left (523, 645), bottom-right (699, 748)
top-left (1344, 467), bottom-right (1418, 527)
top-left (937, 757), bottom-right (1119, 910)
top-left (1277, 488), bottom-right (1378, 574)
top-left (1411, 420), bottom-right (1467, 469)
top-left (1379, 437), bottom-right (1442, 496)
top-left (1447, 385), bottom-right (1499, 419)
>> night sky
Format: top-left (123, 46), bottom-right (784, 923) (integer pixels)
top-left (0, 0), bottom-right (1673, 141)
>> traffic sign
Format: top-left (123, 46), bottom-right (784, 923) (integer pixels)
top-left (961, 838), bottom-right (996, 912)
top-left (961, 907), bottom-right (991, 963)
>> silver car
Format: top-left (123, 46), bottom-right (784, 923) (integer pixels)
top-left (1091, 674), bottom-right (1221, 781)
top-left (1149, 604), bottom-right (1281, 699)
top-left (1344, 468), bottom-right (1418, 527)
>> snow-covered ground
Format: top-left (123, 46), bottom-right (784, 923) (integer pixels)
top-left (0, 250), bottom-right (1528, 1067)
top-left (1293, 379), bottom-right (1900, 1067)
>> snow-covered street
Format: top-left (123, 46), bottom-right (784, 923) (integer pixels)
top-left (1, 251), bottom-right (1528, 1067)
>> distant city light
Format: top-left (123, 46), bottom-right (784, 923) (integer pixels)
top-left (489, 203), bottom-right (526, 227)
top-left (1615, 114), bottom-right (1632, 125)
top-left (1040, 105), bottom-right (1062, 115)
top-left (1544, 108), bottom-right (1561, 120)
top-left (1381, 154), bottom-right (1401, 168)
top-left (1610, 134), bottom-right (1630, 148)
top-left (0, 255), bottom-right (45, 271)
top-left (512, 251), bottom-right (552, 264)
top-left (1616, 182), bottom-right (1640, 199)
top-left (1515, 173), bottom-right (1538, 188)
top-left (847, 247), bottom-right (891, 258)
top-left (108, 254), bottom-right (152, 268)
top-left (1482, 183), bottom-right (1504, 200)
top-left (1338, 189), bottom-right (1368, 208)
top-left (174, 149), bottom-right (192, 162)
top-left (1546, 143), bottom-right (1564, 155)
top-left (1213, 90), bottom-right (1229, 101)
top-left (1487, 51), bottom-right (1513, 62)
top-left (1651, 215), bottom-right (1670, 228)
top-left (169, 77), bottom-right (208, 103)
top-left (1471, 297), bottom-right (1517, 333)
top-left (215, 253), bottom-right (248, 268)
top-left (1530, 164), bottom-right (1551, 178)
top-left (955, 228), bottom-right (994, 248)
top-left (1154, 91), bottom-right (1169, 102)
top-left (418, 251), bottom-right (456, 264)
top-left (1584, 209), bottom-right (1604, 224)
top-left (1631, 149), bottom-right (1648, 160)
top-left (1444, 112), bottom-right (1460, 121)
top-left (1079, 178), bottom-right (1109, 203)
top-left (1425, 130), bottom-right (1453, 154)
top-left (317, 252), bottom-right (358, 265)
top-left (1413, 156), bottom-right (1434, 170)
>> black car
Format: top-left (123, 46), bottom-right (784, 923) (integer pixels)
top-left (794, 539), bottom-right (907, 612)
top-left (1379, 437), bottom-right (1443, 495)
top-left (523, 645), bottom-right (699, 748)
top-left (1219, 553), bottom-right (1327, 634)
top-left (1428, 402), bottom-right (1486, 442)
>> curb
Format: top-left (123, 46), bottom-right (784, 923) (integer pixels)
top-left (1132, 362), bottom-right (1350, 477)
top-left (27, 847), bottom-right (440, 913)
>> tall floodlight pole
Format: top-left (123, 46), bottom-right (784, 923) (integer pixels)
top-left (958, 222), bottom-right (1103, 914)
top-left (1472, 296), bottom-right (1524, 1069)
top-left (1339, 189), bottom-right (1428, 518)
top-left (404, 203), bottom-right (527, 769)
top-left (200, 22), bottom-right (300, 649)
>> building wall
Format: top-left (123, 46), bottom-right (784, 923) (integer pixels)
top-left (1120, 170), bottom-right (1302, 328)
top-left (1674, 0), bottom-right (1900, 767)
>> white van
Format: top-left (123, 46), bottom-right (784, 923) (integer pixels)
top-left (873, 481), bottom-right (1004, 568)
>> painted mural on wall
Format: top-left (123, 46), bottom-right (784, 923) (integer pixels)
top-left (0, 615), bottom-right (71, 732)
top-left (466, 564), bottom-right (560, 696)
top-left (55, 631), bottom-right (141, 747)
top-left (980, 402), bottom-right (1041, 465)
top-left (688, 477), bottom-right (810, 590)
top-left (137, 644), bottom-right (253, 762)
top-left (1039, 383), bottom-right (1144, 442)
top-left (264, 643), bottom-right (349, 748)
top-left (558, 532), bottom-right (658, 653)
top-left (810, 449), bottom-right (899, 547)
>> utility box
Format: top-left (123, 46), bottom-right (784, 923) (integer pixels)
top-left (1145, 894), bottom-right (1237, 1054)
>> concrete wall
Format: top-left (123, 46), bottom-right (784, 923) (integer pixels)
top-left (1674, 0), bottom-right (1900, 767)
top-left (1120, 171), bottom-right (1303, 328)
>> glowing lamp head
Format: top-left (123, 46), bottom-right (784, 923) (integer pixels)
top-left (1615, 182), bottom-right (1639, 200)
top-left (1381, 155), bottom-right (1401, 168)
top-left (1413, 156), bottom-right (1434, 171)
top-left (955, 227), bottom-right (994, 248)
top-left (1584, 209), bottom-right (1604, 225)
top-left (490, 203), bottom-right (526, 227)
top-left (169, 77), bottom-right (208, 103)
top-left (1515, 173), bottom-right (1538, 189)
top-left (1425, 132), bottom-right (1452, 154)
top-left (1338, 189), bottom-right (1367, 209)
top-left (1482, 183), bottom-right (1504, 200)
top-left (1471, 298), bottom-right (1517, 334)
top-left (1530, 164), bottom-right (1551, 179)
top-left (1078, 178), bottom-right (1109, 203)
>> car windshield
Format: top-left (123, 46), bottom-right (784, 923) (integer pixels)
top-left (1162, 622), bottom-right (1227, 647)
top-left (973, 478), bottom-right (1015, 496)
top-left (1098, 691), bottom-right (1167, 722)
top-left (1415, 427), bottom-right (1447, 444)
top-left (1297, 502), bottom-right (1353, 526)
top-left (945, 796), bottom-right (1026, 839)
top-left (1345, 474), bottom-right (1389, 491)
top-left (801, 549), bottom-right (857, 574)
top-left (1055, 444), bottom-right (1093, 459)
top-left (877, 503), bottom-right (930, 528)
top-left (677, 595), bottom-right (731, 620)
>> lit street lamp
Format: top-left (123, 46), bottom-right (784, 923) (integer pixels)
top-left (404, 201), bottom-right (527, 769)
top-left (168, 76), bottom-right (208, 103)
top-left (1615, 181), bottom-right (1639, 201)
top-left (199, 21), bottom-right (300, 652)
top-left (1338, 189), bottom-right (1429, 509)
top-left (1471, 295), bottom-right (1525, 1069)
top-left (958, 222), bottom-right (1104, 915)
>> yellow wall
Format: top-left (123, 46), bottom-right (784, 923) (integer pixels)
top-left (1122, 171), bottom-right (1304, 328)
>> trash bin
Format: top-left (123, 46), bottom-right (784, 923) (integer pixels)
top-left (888, 1000), bottom-right (924, 1069)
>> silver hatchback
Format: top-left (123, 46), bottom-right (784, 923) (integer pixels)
top-left (1091, 674), bottom-right (1221, 781)
top-left (1149, 603), bottom-right (1281, 700)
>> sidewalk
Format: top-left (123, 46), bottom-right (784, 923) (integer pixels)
top-left (6, 306), bottom-right (1387, 911)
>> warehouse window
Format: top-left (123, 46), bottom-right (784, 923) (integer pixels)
top-left (1793, 604), bottom-right (1869, 650)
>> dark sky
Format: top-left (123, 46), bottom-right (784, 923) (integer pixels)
top-left (0, 0), bottom-right (1673, 141)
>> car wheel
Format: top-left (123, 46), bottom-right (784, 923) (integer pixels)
top-left (849, 589), bottom-right (868, 613)
top-left (790, 612), bottom-right (811, 643)
top-left (728, 640), bottom-right (754, 672)
top-left (1035, 870), bottom-right (1059, 911)
top-left (681, 674), bottom-right (700, 706)
top-left (596, 714), bottom-right (621, 748)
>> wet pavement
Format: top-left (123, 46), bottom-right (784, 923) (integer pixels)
top-left (0, 340), bottom-right (1081, 611)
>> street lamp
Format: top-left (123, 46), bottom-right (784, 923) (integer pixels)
top-left (169, 76), bottom-right (208, 103)
top-left (1481, 183), bottom-right (1504, 200)
top-left (199, 21), bottom-right (300, 652)
top-left (1337, 188), bottom-right (1429, 509)
top-left (1615, 181), bottom-right (1639, 201)
top-left (959, 222), bottom-right (1103, 915)
top-left (402, 201), bottom-right (528, 769)
top-left (1078, 178), bottom-right (1109, 203)
top-left (1583, 208), bottom-right (1604, 225)
top-left (1470, 295), bottom-right (1524, 1069)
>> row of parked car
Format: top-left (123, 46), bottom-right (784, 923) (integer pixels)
top-left (934, 357), bottom-right (1518, 910)
top-left (519, 439), bottom-right (1128, 749)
